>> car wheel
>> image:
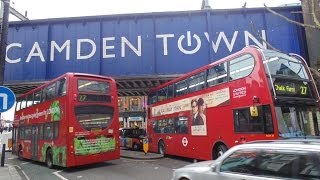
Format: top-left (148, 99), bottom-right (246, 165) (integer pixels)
top-left (179, 178), bottom-right (190, 180)
top-left (133, 143), bottom-right (139, 151)
top-left (158, 141), bottom-right (166, 156)
top-left (213, 144), bottom-right (227, 159)
top-left (46, 149), bottom-right (54, 169)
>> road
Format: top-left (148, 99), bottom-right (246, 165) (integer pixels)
top-left (5, 152), bottom-right (192, 180)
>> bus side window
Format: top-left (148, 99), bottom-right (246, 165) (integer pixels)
top-left (42, 88), bottom-right (47, 102)
top-left (57, 78), bottom-right (67, 96)
top-left (33, 90), bottom-right (41, 105)
top-left (175, 80), bottom-right (188, 97)
top-left (39, 124), bottom-right (43, 140)
top-left (54, 122), bottom-right (59, 139)
top-left (20, 97), bottom-right (27, 110)
top-left (16, 99), bottom-right (22, 111)
top-left (263, 105), bottom-right (274, 134)
top-left (158, 87), bottom-right (168, 102)
top-left (24, 126), bottom-right (31, 139)
top-left (153, 121), bottom-right (159, 133)
top-left (174, 116), bottom-right (188, 134)
top-left (207, 62), bottom-right (228, 87)
top-left (168, 85), bottom-right (174, 99)
top-left (188, 71), bottom-right (206, 93)
top-left (233, 109), bottom-right (250, 132)
top-left (229, 54), bottom-right (254, 81)
top-left (19, 126), bottom-right (24, 139)
top-left (148, 91), bottom-right (157, 105)
top-left (46, 83), bottom-right (56, 101)
top-left (26, 93), bottom-right (34, 108)
top-left (44, 123), bottom-right (54, 140)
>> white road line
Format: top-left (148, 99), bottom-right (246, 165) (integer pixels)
top-left (14, 165), bottom-right (21, 170)
top-left (14, 165), bottom-right (30, 180)
top-left (20, 162), bottom-right (30, 165)
top-left (53, 170), bottom-right (68, 180)
top-left (7, 157), bottom-right (16, 160)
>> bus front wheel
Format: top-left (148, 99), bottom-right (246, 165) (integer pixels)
top-left (46, 149), bottom-right (54, 169)
top-left (158, 141), bottom-right (166, 156)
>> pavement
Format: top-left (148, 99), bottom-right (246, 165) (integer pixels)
top-left (0, 164), bottom-right (22, 180)
top-left (120, 148), bottom-right (164, 160)
top-left (0, 148), bottom-right (162, 180)
top-left (0, 150), bottom-right (22, 180)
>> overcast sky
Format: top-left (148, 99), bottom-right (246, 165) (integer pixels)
top-left (9, 0), bottom-right (301, 20)
top-left (2, 0), bottom-right (301, 120)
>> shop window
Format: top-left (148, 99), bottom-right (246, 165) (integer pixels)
top-left (130, 97), bottom-right (141, 111)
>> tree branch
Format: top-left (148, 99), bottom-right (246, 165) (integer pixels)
top-left (250, 21), bottom-right (279, 51)
top-left (264, 3), bottom-right (320, 30)
top-left (311, 0), bottom-right (320, 27)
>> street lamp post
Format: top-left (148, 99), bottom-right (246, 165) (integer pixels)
top-left (0, 0), bottom-right (10, 86)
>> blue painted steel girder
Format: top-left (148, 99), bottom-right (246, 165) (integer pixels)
top-left (4, 6), bottom-right (307, 83)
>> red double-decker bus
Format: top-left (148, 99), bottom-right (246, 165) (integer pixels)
top-left (12, 73), bottom-right (120, 168)
top-left (147, 46), bottom-right (320, 160)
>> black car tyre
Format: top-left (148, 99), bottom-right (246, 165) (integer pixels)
top-left (133, 143), bottom-right (139, 151)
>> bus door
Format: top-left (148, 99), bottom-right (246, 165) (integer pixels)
top-left (31, 125), bottom-right (39, 160)
top-left (12, 127), bottom-right (18, 154)
top-left (233, 105), bottom-right (275, 143)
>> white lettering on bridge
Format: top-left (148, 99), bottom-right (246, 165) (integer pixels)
top-left (5, 30), bottom-right (267, 63)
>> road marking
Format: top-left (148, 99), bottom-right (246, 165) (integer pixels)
top-left (53, 170), bottom-right (68, 180)
top-left (7, 157), bottom-right (16, 160)
top-left (21, 162), bottom-right (30, 165)
top-left (14, 165), bottom-right (30, 180)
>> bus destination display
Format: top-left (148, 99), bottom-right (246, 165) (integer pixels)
top-left (274, 80), bottom-right (312, 98)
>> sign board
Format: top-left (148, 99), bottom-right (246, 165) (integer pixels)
top-left (0, 86), bottom-right (15, 113)
top-left (4, 6), bottom-right (306, 83)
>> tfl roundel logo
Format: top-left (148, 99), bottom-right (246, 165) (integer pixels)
top-left (0, 86), bottom-right (16, 113)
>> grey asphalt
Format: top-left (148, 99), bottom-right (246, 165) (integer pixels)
top-left (0, 148), bottom-right (162, 180)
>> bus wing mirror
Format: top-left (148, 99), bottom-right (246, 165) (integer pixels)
top-left (250, 106), bottom-right (259, 117)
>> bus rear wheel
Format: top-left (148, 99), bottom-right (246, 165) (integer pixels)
top-left (158, 141), bottom-right (166, 156)
top-left (213, 144), bottom-right (227, 160)
top-left (46, 149), bottom-right (54, 169)
top-left (18, 146), bottom-right (23, 160)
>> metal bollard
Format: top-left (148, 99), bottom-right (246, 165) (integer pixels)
top-left (1, 144), bottom-right (5, 167)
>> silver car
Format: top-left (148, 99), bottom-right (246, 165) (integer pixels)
top-left (172, 139), bottom-right (320, 180)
